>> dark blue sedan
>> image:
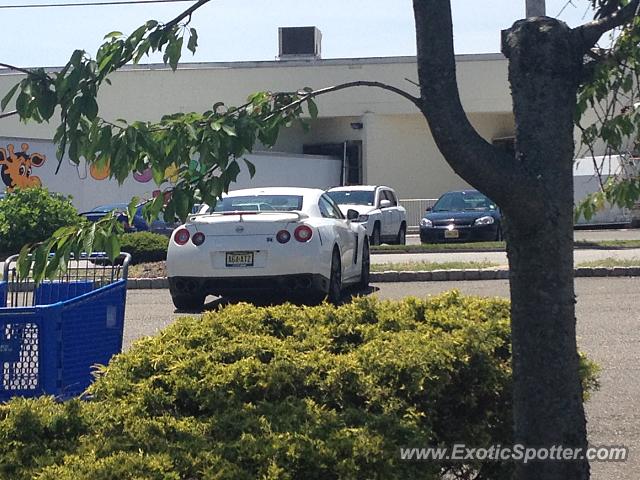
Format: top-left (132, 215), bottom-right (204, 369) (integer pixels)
top-left (80, 203), bottom-right (177, 235)
top-left (419, 190), bottom-right (502, 243)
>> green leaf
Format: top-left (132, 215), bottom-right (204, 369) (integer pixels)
top-left (307, 98), bottom-right (318, 120)
top-left (69, 49), bottom-right (85, 67)
top-left (82, 95), bottom-right (99, 120)
top-left (244, 158), bottom-right (256, 178)
top-left (187, 28), bottom-right (199, 54)
top-left (151, 165), bottom-right (166, 185)
top-left (222, 124), bottom-right (237, 137)
top-left (103, 31), bottom-right (123, 40)
top-left (83, 222), bottom-right (97, 257)
top-left (104, 233), bottom-right (120, 262)
top-left (38, 89), bottom-right (57, 120)
top-left (17, 244), bottom-right (33, 280)
top-left (127, 196), bottom-right (140, 226)
top-left (1, 82), bottom-right (20, 111)
top-left (32, 245), bottom-right (49, 283)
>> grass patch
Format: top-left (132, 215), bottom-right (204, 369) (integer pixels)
top-left (372, 242), bottom-right (505, 253)
top-left (576, 257), bottom-right (640, 268)
top-left (372, 239), bottom-right (640, 253)
top-left (574, 239), bottom-right (640, 249)
top-left (371, 260), bottom-right (501, 272)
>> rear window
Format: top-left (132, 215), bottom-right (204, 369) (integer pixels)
top-left (206, 195), bottom-right (304, 213)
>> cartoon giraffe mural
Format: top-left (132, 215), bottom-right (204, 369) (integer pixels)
top-left (0, 143), bottom-right (46, 191)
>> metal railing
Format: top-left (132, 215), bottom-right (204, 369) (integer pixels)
top-left (2, 253), bottom-right (131, 308)
top-left (400, 198), bottom-right (437, 232)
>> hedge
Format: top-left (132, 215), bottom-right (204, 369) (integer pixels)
top-left (0, 188), bottom-right (79, 255)
top-left (120, 231), bottom-right (169, 265)
top-left (0, 292), bottom-right (599, 480)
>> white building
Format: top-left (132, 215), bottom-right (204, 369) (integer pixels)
top-left (0, 27), bottom-right (622, 224)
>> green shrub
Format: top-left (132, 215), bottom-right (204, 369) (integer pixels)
top-left (0, 292), bottom-right (599, 480)
top-left (0, 188), bottom-right (80, 255)
top-left (120, 231), bottom-right (169, 264)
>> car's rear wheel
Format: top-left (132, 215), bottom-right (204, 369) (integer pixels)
top-left (396, 223), bottom-right (406, 245)
top-left (170, 292), bottom-right (205, 311)
top-left (327, 248), bottom-right (342, 304)
top-left (359, 238), bottom-right (370, 289)
top-left (371, 223), bottom-right (381, 246)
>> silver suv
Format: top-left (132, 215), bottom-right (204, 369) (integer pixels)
top-left (327, 185), bottom-right (407, 245)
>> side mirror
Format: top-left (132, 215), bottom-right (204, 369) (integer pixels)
top-left (346, 209), bottom-right (359, 221)
top-left (379, 199), bottom-right (391, 209)
top-left (425, 206), bottom-right (432, 212)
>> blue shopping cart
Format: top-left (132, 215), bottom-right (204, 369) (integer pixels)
top-left (0, 253), bottom-right (131, 400)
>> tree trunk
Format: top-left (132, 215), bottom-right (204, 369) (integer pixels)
top-left (412, 2), bottom-right (589, 478)
top-left (502, 18), bottom-right (588, 479)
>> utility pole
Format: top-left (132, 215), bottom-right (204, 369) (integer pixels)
top-left (526, 0), bottom-right (546, 17)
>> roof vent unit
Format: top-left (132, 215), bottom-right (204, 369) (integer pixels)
top-left (278, 26), bottom-right (322, 60)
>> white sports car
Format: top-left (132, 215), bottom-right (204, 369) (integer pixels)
top-left (166, 187), bottom-right (370, 309)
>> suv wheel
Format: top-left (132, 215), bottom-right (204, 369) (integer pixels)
top-left (396, 223), bottom-right (406, 245)
top-left (371, 223), bottom-right (381, 246)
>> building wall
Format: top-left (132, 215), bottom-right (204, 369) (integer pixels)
top-left (362, 112), bottom-right (515, 199)
top-left (0, 54), bottom-right (514, 200)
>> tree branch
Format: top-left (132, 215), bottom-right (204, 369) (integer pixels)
top-left (267, 81), bottom-right (422, 120)
top-left (411, 0), bottom-right (535, 209)
top-left (164, 0), bottom-right (211, 29)
top-left (0, 62), bottom-right (43, 77)
top-left (574, 0), bottom-right (640, 52)
top-left (0, 110), bottom-right (18, 119)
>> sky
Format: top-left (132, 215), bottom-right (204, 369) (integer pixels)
top-left (1, 0), bottom-right (597, 68)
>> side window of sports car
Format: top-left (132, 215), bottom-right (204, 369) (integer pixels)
top-left (325, 195), bottom-right (345, 219)
top-left (319, 195), bottom-right (342, 219)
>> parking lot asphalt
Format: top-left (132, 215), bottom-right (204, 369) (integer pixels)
top-left (124, 277), bottom-right (639, 480)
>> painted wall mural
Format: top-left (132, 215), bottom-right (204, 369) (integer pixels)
top-left (0, 143), bottom-right (47, 191)
top-left (0, 138), bottom-right (194, 213)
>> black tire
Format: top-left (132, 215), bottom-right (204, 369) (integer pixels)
top-left (327, 248), bottom-right (342, 304)
top-left (371, 223), bottom-right (381, 246)
top-left (396, 223), bottom-right (407, 245)
top-left (171, 293), bottom-right (205, 311)
top-left (495, 225), bottom-right (503, 241)
top-left (359, 238), bottom-right (370, 289)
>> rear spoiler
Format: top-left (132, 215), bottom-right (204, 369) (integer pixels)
top-left (188, 211), bottom-right (308, 221)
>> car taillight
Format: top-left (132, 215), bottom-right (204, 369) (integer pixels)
top-left (276, 230), bottom-right (291, 243)
top-left (192, 232), bottom-right (205, 246)
top-left (294, 225), bottom-right (313, 242)
top-left (174, 228), bottom-right (190, 245)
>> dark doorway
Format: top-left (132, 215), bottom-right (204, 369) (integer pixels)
top-left (303, 141), bottom-right (362, 185)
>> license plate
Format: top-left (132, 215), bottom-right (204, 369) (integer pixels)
top-left (225, 251), bottom-right (254, 267)
top-left (444, 229), bottom-right (459, 239)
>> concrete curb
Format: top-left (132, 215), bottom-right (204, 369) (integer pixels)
top-left (126, 267), bottom-right (640, 289)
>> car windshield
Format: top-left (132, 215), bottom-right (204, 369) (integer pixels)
top-left (432, 192), bottom-right (496, 212)
top-left (206, 195), bottom-right (304, 212)
top-left (326, 190), bottom-right (375, 206)
top-left (90, 203), bottom-right (128, 212)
